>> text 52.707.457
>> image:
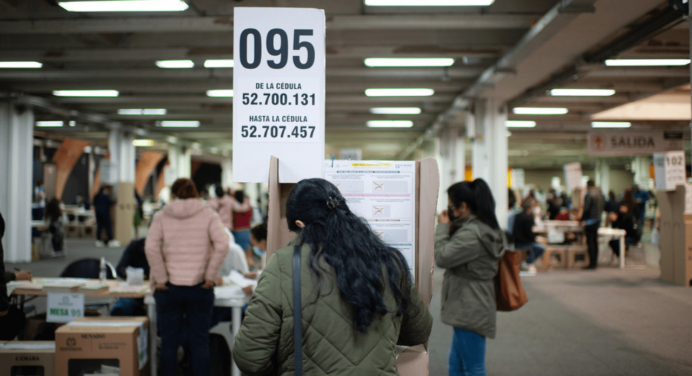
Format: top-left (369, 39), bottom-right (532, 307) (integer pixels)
top-left (240, 125), bottom-right (316, 139)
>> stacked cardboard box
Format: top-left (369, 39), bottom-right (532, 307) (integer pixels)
top-left (55, 317), bottom-right (149, 376)
top-left (0, 341), bottom-right (55, 376)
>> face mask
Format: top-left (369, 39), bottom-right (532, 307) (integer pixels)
top-left (448, 205), bottom-right (457, 221)
top-left (252, 246), bottom-right (266, 257)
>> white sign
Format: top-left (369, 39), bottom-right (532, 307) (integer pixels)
top-left (324, 161), bottom-right (417, 277)
top-left (563, 162), bottom-right (583, 192)
top-left (653, 151), bottom-right (685, 191)
top-left (588, 131), bottom-right (683, 156)
top-left (510, 169), bottom-right (525, 189)
top-left (100, 160), bottom-right (118, 185)
top-left (163, 165), bottom-right (177, 186)
top-left (233, 7), bottom-right (326, 183)
top-left (47, 293), bottom-right (84, 323)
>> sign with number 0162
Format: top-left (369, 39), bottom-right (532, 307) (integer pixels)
top-left (233, 7), bottom-right (326, 183)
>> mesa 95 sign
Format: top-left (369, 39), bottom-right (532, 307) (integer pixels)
top-left (233, 8), bottom-right (325, 183)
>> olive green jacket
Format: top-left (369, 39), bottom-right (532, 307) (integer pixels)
top-left (434, 215), bottom-right (505, 338)
top-left (232, 238), bottom-right (433, 376)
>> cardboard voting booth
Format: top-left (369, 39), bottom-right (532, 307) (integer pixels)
top-left (266, 156), bottom-right (440, 374)
top-left (114, 182), bottom-right (135, 245)
top-left (0, 341), bottom-right (55, 376)
top-left (657, 185), bottom-right (692, 287)
top-left (55, 317), bottom-right (149, 376)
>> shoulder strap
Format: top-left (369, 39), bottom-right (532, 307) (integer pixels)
top-left (292, 245), bottom-right (303, 376)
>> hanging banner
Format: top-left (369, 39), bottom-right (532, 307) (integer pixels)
top-left (588, 131), bottom-right (683, 156)
top-left (233, 7), bottom-right (326, 183)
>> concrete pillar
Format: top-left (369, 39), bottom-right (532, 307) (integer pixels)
top-left (108, 129), bottom-right (135, 183)
top-left (434, 136), bottom-right (447, 213)
top-left (221, 157), bottom-right (233, 189)
top-left (595, 161), bottom-right (610, 195)
top-left (631, 156), bottom-right (650, 188)
top-left (471, 99), bottom-right (508, 230)
top-left (453, 130), bottom-right (466, 184)
top-left (0, 103), bottom-right (34, 262)
top-left (167, 145), bottom-right (191, 180)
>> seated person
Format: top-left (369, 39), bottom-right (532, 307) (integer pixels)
top-left (218, 229), bottom-right (252, 294)
top-left (513, 200), bottom-right (547, 273)
top-left (609, 206), bottom-right (639, 258)
top-left (110, 238), bottom-right (149, 316)
top-left (246, 223), bottom-right (267, 275)
top-left (555, 207), bottom-right (570, 221)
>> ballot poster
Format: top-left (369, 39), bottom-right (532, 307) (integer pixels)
top-left (324, 161), bottom-right (416, 276)
top-left (233, 7), bottom-right (326, 183)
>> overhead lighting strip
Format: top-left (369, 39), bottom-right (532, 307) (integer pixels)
top-left (58, 0), bottom-right (189, 12)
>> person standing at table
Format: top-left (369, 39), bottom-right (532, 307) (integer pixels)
top-left (233, 178), bottom-right (432, 375)
top-left (93, 185), bottom-right (118, 247)
top-left (232, 190), bottom-right (253, 252)
top-left (145, 178), bottom-right (229, 376)
top-left (582, 180), bottom-right (604, 270)
top-left (435, 179), bottom-right (506, 376)
top-left (210, 184), bottom-right (235, 231)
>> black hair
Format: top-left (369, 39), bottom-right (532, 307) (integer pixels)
top-left (286, 178), bottom-right (413, 333)
top-left (235, 190), bottom-right (245, 203)
top-left (45, 198), bottom-right (62, 223)
top-left (448, 179), bottom-right (500, 230)
top-left (587, 179), bottom-right (595, 188)
top-left (508, 188), bottom-right (516, 209)
top-left (250, 222), bottom-right (267, 242)
top-left (215, 184), bottom-right (224, 198)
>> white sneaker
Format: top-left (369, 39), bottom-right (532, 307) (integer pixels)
top-left (108, 240), bottom-right (121, 247)
top-left (95, 241), bottom-right (105, 247)
top-left (527, 264), bottom-right (537, 274)
top-left (520, 261), bottom-right (530, 271)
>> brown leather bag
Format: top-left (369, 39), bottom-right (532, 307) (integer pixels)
top-left (494, 250), bottom-right (528, 311)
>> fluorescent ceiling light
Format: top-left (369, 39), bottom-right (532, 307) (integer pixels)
top-left (365, 88), bottom-right (434, 97)
top-left (69, 121), bottom-right (76, 127)
top-left (364, 58), bottom-right (454, 67)
top-left (605, 59), bottom-right (690, 67)
top-left (0, 61), bottom-right (42, 68)
top-left (156, 60), bottom-right (194, 69)
top-left (207, 90), bottom-right (234, 97)
top-left (505, 121), bottom-right (536, 128)
top-left (204, 59), bottom-right (234, 68)
top-left (118, 108), bottom-right (167, 115)
top-left (367, 120), bottom-right (414, 128)
top-left (133, 139), bottom-right (155, 147)
top-left (36, 121), bottom-right (64, 127)
top-left (53, 90), bottom-right (119, 97)
top-left (159, 121), bottom-right (200, 128)
top-left (550, 89), bottom-right (615, 97)
top-left (512, 107), bottom-right (568, 115)
top-left (370, 107), bottom-right (422, 115)
top-left (591, 121), bottom-right (631, 128)
top-left (58, 0), bottom-right (189, 12)
top-left (365, 0), bottom-right (495, 6)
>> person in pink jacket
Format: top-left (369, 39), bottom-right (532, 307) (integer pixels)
top-left (209, 184), bottom-right (235, 231)
top-left (145, 178), bottom-right (229, 376)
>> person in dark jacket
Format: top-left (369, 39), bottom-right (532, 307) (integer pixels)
top-left (233, 178), bottom-right (432, 375)
top-left (604, 191), bottom-right (618, 214)
top-left (582, 180), bottom-right (604, 270)
top-left (111, 238), bottom-right (150, 316)
top-left (513, 199), bottom-right (546, 274)
top-left (93, 185), bottom-right (118, 247)
top-left (435, 179), bottom-right (506, 376)
top-left (608, 205), bottom-right (639, 258)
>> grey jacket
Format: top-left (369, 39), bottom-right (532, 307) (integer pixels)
top-left (434, 215), bottom-right (506, 338)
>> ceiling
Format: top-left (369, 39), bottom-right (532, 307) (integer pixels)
top-left (0, 0), bottom-right (688, 167)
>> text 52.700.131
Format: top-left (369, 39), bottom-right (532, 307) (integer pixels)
top-left (242, 93), bottom-right (316, 106)
top-left (240, 125), bottom-right (316, 139)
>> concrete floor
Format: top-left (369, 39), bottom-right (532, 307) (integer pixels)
top-left (7, 238), bottom-right (692, 376)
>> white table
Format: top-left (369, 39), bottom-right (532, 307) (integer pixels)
top-left (145, 290), bottom-right (251, 376)
top-left (598, 227), bottom-right (626, 269)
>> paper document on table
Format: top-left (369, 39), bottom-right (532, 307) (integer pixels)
top-left (324, 160), bottom-right (417, 278)
top-left (228, 270), bottom-right (258, 288)
top-left (214, 285), bottom-right (245, 299)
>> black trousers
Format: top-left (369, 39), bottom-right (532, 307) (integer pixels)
top-left (585, 223), bottom-right (600, 268)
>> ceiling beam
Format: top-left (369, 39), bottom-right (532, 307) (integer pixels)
top-left (0, 14), bottom-right (539, 35)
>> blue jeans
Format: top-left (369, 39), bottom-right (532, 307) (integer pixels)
top-left (155, 283), bottom-right (214, 376)
top-left (449, 327), bottom-right (486, 376)
top-left (232, 229), bottom-right (251, 250)
top-left (514, 242), bottom-right (546, 264)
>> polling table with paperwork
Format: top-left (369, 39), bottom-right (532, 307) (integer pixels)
top-left (145, 285), bottom-right (251, 376)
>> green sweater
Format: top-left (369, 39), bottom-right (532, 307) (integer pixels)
top-left (233, 238), bottom-right (433, 375)
top-left (435, 215), bottom-right (506, 338)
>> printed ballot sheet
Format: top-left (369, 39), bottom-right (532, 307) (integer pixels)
top-left (324, 161), bottom-right (416, 276)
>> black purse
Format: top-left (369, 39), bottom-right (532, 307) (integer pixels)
top-left (292, 245), bottom-right (303, 375)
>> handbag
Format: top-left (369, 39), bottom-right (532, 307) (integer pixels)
top-left (292, 245), bottom-right (303, 375)
top-left (494, 250), bottom-right (528, 311)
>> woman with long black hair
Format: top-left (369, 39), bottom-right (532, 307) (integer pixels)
top-left (435, 179), bottom-right (506, 376)
top-left (233, 178), bottom-right (433, 375)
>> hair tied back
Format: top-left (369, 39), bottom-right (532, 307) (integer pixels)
top-left (327, 196), bottom-right (342, 210)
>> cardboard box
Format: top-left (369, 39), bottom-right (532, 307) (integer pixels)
top-left (55, 317), bottom-right (149, 376)
top-left (0, 341), bottom-right (56, 376)
top-left (657, 185), bottom-right (692, 287)
top-left (267, 157), bottom-right (439, 374)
